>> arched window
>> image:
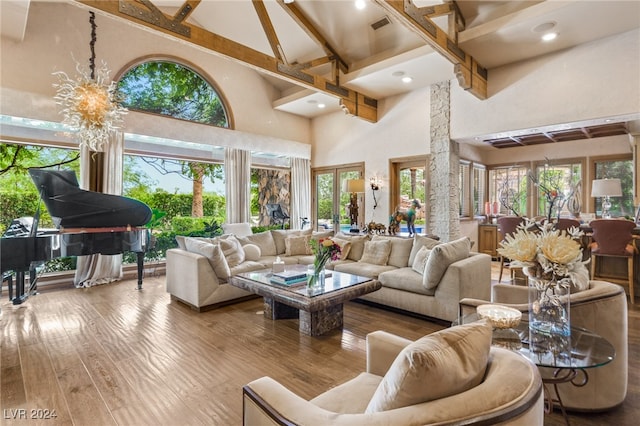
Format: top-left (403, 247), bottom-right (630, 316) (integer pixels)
top-left (118, 60), bottom-right (229, 127)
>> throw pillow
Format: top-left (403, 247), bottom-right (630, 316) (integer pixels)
top-left (183, 237), bottom-right (231, 280)
top-left (423, 237), bottom-right (471, 290)
top-left (359, 239), bottom-right (391, 266)
top-left (408, 234), bottom-right (441, 266)
top-left (411, 245), bottom-right (431, 275)
top-left (221, 222), bottom-right (253, 237)
top-left (365, 320), bottom-right (492, 413)
top-left (238, 231), bottom-right (277, 256)
top-left (373, 235), bottom-right (414, 268)
top-left (272, 229), bottom-right (300, 255)
top-left (218, 235), bottom-right (246, 268)
top-left (242, 243), bottom-right (261, 261)
top-left (331, 237), bottom-right (352, 260)
top-left (175, 235), bottom-right (187, 250)
top-left (285, 235), bottom-right (312, 256)
top-left (335, 233), bottom-right (369, 261)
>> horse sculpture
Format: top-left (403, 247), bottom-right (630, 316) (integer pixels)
top-left (388, 199), bottom-right (421, 236)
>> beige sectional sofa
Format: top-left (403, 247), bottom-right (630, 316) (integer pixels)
top-left (165, 227), bottom-right (492, 322)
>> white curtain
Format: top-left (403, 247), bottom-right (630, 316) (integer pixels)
top-left (225, 147), bottom-right (251, 223)
top-left (74, 131), bottom-right (124, 288)
top-left (290, 157), bottom-right (311, 230)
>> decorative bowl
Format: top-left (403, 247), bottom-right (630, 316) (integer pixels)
top-left (477, 304), bottom-right (522, 329)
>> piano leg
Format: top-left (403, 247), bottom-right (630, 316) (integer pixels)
top-left (136, 251), bottom-right (144, 290)
top-left (12, 270), bottom-right (28, 305)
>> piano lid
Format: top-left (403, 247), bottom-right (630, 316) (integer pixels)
top-left (29, 169), bottom-right (152, 229)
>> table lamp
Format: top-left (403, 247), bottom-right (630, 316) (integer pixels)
top-left (344, 178), bottom-right (365, 232)
top-left (591, 178), bottom-right (622, 218)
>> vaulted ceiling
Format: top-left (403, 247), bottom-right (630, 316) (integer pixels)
top-left (2, 0), bottom-right (639, 146)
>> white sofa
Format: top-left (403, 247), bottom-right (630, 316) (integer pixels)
top-left (165, 227), bottom-right (492, 322)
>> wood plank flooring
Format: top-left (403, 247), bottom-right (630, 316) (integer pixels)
top-left (1, 263), bottom-right (639, 426)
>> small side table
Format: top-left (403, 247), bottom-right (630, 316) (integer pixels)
top-left (455, 315), bottom-right (615, 425)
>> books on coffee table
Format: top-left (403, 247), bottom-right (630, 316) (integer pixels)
top-left (271, 269), bottom-right (308, 286)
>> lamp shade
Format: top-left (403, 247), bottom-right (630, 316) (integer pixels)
top-left (591, 179), bottom-right (622, 197)
top-left (344, 178), bottom-right (365, 193)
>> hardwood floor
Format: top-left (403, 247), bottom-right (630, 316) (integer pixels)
top-left (1, 263), bottom-right (638, 425)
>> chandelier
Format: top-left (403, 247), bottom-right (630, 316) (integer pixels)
top-left (53, 12), bottom-right (127, 152)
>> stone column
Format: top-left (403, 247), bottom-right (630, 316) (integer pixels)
top-left (429, 81), bottom-right (460, 242)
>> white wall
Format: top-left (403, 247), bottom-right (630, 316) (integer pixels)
top-left (311, 87), bottom-right (431, 224)
top-left (451, 29), bottom-right (640, 140)
top-left (0, 1), bottom-right (311, 155)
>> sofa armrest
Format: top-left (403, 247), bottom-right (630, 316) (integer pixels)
top-left (436, 253), bottom-right (492, 303)
top-left (243, 377), bottom-right (338, 426)
top-left (166, 248), bottom-right (220, 307)
top-left (365, 331), bottom-right (412, 376)
top-left (492, 283), bottom-right (530, 305)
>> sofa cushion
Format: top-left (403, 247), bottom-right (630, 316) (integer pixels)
top-left (408, 235), bottom-right (441, 266)
top-left (424, 237), bottom-right (471, 290)
top-left (218, 235), bottom-right (246, 268)
top-left (331, 237), bottom-right (352, 260)
top-left (378, 268), bottom-right (436, 296)
top-left (221, 222), bottom-right (253, 237)
top-left (242, 244), bottom-right (261, 261)
top-left (411, 245), bottom-right (431, 275)
top-left (183, 237), bottom-right (231, 280)
top-left (360, 239), bottom-right (391, 265)
top-left (229, 261), bottom-right (268, 276)
top-left (238, 231), bottom-right (277, 257)
top-left (272, 229), bottom-right (301, 255)
top-left (373, 235), bottom-right (414, 268)
top-left (311, 372), bottom-right (383, 414)
top-left (335, 233), bottom-right (369, 261)
top-left (333, 262), bottom-right (395, 279)
top-left (365, 320), bottom-right (492, 413)
top-left (285, 235), bottom-right (312, 256)
top-left (175, 235), bottom-right (187, 250)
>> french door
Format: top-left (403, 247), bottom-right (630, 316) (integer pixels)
top-left (312, 163), bottom-right (364, 232)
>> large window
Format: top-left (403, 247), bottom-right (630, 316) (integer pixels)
top-left (459, 160), bottom-right (486, 218)
top-left (592, 156), bottom-right (634, 217)
top-left (533, 159), bottom-right (583, 219)
top-left (118, 60), bottom-right (229, 127)
top-left (488, 166), bottom-right (529, 216)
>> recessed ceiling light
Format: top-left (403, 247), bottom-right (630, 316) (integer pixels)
top-left (401, 76), bottom-right (413, 84)
top-left (532, 22), bottom-right (556, 33)
top-left (392, 71), bottom-right (405, 77)
top-left (542, 32), bottom-right (557, 42)
top-left (355, 0), bottom-right (366, 10)
top-left (317, 103), bottom-right (326, 109)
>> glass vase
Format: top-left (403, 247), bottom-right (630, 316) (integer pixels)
top-left (527, 275), bottom-right (571, 365)
top-left (307, 266), bottom-right (325, 290)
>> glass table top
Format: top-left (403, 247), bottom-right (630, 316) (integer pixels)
top-left (237, 265), bottom-right (373, 298)
top-left (455, 314), bottom-right (615, 369)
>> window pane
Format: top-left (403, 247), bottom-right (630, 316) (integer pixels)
top-left (534, 162), bottom-right (581, 219)
top-left (473, 165), bottom-right (486, 216)
top-left (595, 159), bottom-right (634, 217)
top-left (118, 61), bottom-right (229, 127)
top-left (489, 167), bottom-right (528, 216)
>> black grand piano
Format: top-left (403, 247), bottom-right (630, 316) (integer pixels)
top-left (1, 169), bottom-right (152, 305)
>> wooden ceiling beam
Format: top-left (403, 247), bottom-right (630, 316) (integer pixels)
top-left (77, 0), bottom-right (377, 122)
top-left (252, 0), bottom-right (287, 63)
top-left (375, 0), bottom-right (487, 100)
top-left (278, 0), bottom-right (349, 74)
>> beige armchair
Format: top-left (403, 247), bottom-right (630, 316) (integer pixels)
top-left (243, 328), bottom-right (544, 425)
top-left (460, 279), bottom-right (628, 412)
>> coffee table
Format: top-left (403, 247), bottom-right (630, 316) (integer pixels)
top-left (229, 265), bottom-right (381, 336)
